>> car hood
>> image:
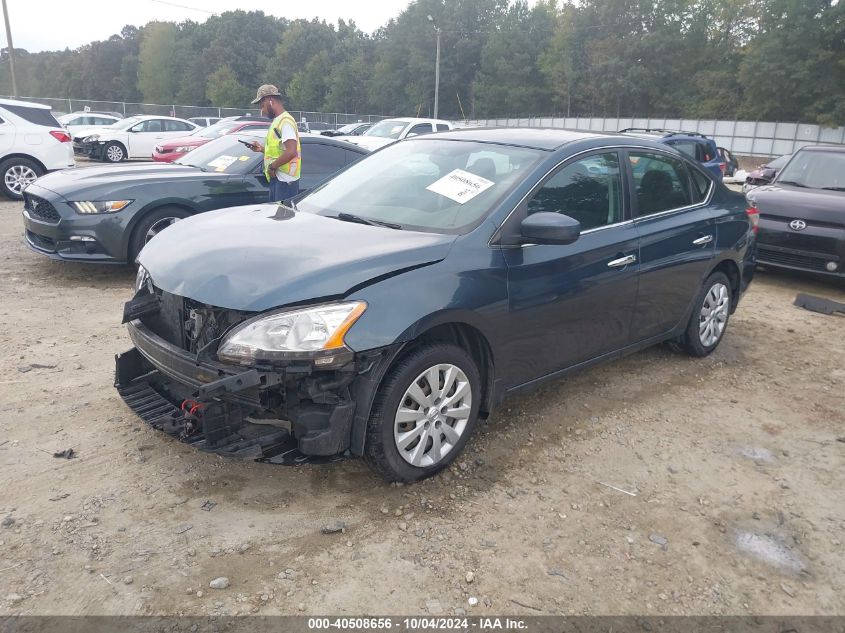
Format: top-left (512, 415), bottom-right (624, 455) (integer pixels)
top-left (749, 185), bottom-right (845, 225)
top-left (70, 126), bottom-right (121, 139)
top-left (337, 136), bottom-right (395, 150)
top-left (138, 204), bottom-right (457, 311)
top-left (33, 163), bottom-right (215, 198)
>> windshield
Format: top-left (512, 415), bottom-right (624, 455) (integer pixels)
top-left (110, 116), bottom-right (143, 130)
top-left (364, 119), bottom-right (410, 139)
top-left (296, 139), bottom-right (545, 234)
top-left (198, 119), bottom-right (267, 139)
top-left (174, 134), bottom-right (263, 175)
top-left (767, 154), bottom-right (791, 170)
top-left (337, 123), bottom-right (364, 134)
top-left (776, 150), bottom-right (845, 190)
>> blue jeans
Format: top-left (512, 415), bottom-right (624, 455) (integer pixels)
top-left (269, 178), bottom-right (299, 202)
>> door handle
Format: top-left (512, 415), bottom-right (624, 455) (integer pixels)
top-left (608, 254), bottom-right (637, 268)
top-left (693, 235), bottom-right (713, 246)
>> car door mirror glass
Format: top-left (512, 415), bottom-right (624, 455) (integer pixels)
top-left (520, 212), bottom-right (581, 245)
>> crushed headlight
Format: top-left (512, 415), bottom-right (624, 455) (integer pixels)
top-left (217, 301), bottom-right (366, 364)
top-left (72, 200), bottom-right (133, 214)
top-left (134, 265), bottom-right (151, 292)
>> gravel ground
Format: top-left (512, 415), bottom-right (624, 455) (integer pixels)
top-left (1, 196), bottom-right (844, 617)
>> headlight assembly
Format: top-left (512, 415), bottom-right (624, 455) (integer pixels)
top-left (83, 134), bottom-right (100, 142)
top-left (217, 301), bottom-right (367, 365)
top-left (134, 265), bottom-right (151, 292)
top-left (72, 200), bottom-right (133, 214)
top-left (173, 146), bottom-right (194, 153)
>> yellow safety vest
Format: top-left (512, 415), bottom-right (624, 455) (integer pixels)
top-left (264, 111), bottom-right (301, 181)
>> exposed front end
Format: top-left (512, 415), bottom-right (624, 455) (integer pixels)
top-left (115, 280), bottom-right (388, 461)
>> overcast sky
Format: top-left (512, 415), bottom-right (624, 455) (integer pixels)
top-left (4, 0), bottom-right (415, 53)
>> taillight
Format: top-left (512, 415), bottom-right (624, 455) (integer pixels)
top-left (719, 162), bottom-right (727, 174)
top-left (50, 130), bottom-right (72, 143)
top-left (746, 205), bottom-right (759, 234)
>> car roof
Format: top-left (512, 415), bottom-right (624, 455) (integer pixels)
top-left (378, 117), bottom-right (451, 125)
top-left (795, 145), bottom-right (845, 153)
top-left (233, 129), bottom-right (369, 152)
top-left (419, 127), bottom-right (603, 150)
top-left (0, 98), bottom-right (51, 110)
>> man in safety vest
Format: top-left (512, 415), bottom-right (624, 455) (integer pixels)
top-left (245, 84), bottom-right (301, 203)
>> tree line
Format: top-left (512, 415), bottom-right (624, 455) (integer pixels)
top-left (0, 0), bottom-right (842, 126)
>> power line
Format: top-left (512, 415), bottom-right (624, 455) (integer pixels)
top-left (147, 0), bottom-right (217, 15)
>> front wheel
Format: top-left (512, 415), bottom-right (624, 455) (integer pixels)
top-left (365, 343), bottom-right (481, 482)
top-left (0, 157), bottom-right (43, 200)
top-left (103, 142), bottom-right (126, 163)
top-left (679, 271), bottom-right (732, 357)
top-left (129, 206), bottom-right (189, 263)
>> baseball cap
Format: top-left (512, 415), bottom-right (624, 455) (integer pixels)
top-left (251, 84), bottom-right (282, 104)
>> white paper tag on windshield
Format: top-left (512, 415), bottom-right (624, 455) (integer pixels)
top-left (207, 155), bottom-right (237, 171)
top-left (426, 169), bottom-right (495, 204)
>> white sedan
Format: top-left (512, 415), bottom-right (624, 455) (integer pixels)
top-left (338, 117), bottom-right (453, 151)
top-left (72, 115), bottom-right (199, 162)
top-left (58, 112), bottom-right (122, 137)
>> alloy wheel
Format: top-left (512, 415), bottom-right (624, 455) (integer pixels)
top-left (393, 363), bottom-right (472, 468)
top-left (5, 164), bottom-right (37, 195)
top-left (106, 145), bottom-right (124, 162)
top-left (699, 282), bottom-right (730, 347)
top-left (145, 217), bottom-right (181, 244)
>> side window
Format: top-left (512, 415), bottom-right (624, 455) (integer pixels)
top-left (629, 151), bottom-right (692, 216)
top-left (698, 142), bottom-right (714, 162)
top-left (689, 168), bottom-right (712, 203)
top-left (305, 144), bottom-right (348, 175)
top-left (669, 141), bottom-right (698, 161)
top-left (436, 124), bottom-right (450, 132)
top-left (165, 120), bottom-right (192, 132)
top-left (406, 124), bottom-right (433, 138)
top-left (142, 119), bottom-right (164, 133)
top-left (344, 149), bottom-right (365, 165)
top-left (526, 152), bottom-right (624, 231)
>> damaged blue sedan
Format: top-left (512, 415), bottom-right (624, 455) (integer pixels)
top-left (116, 128), bottom-right (756, 482)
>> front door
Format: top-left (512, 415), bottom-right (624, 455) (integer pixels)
top-left (626, 150), bottom-right (716, 341)
top-left (499, 150), bottom-right (640, 388)
top-left (127, 119), bottom-right (166, 157)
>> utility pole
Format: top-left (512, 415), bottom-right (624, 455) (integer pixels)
top-left (427, 15), bottom-right (441, 119)
top-left (2, 0), bottom-right (17, 97)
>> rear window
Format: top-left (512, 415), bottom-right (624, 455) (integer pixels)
top-left (2, 104), bottom-right (61, 127)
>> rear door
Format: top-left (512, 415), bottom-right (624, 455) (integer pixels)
top-left (627, 150), bottom-right (716, 341)
top-left (500, 150), bottom-right (640, 386)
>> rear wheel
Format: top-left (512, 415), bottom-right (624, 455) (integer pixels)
top-left (365, 343), bottom-right (481, 482)
top-left (129, 206), bottom-right (189, 263)
top-left (679, 271), bottom-right (732, 357)
top-left (0, 157), bottom-right (43, 200)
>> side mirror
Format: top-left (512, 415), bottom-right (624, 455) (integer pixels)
top-left (520, 212), bottom-right (581, 245)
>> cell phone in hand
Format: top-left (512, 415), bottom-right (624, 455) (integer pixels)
top-left (238, 139), bottom-right (255, 149)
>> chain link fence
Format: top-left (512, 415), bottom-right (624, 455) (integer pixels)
top-left (0, 96), bottom-right (391, 128)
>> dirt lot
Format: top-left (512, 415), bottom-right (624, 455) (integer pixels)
top-left (1, 196), bottom-right (844, 617)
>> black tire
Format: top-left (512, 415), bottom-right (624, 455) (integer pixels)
top-left (365, 343), bottom-right (481, 482)
top-left (0, 157), bottom-right (43, 200)
top-left (129, 206), bottom-right (190, 263)
top-left (679, 271), bottom-right (732, 357)
top-left (103, 141), bottom-right (126, 163)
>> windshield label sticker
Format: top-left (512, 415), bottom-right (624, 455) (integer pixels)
top-left (426, 169), bottom-right (495, 204)
top-left (207, 155), bottom-right (238, 171)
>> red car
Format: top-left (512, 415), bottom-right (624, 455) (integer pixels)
top-left (152, 119), bottom-right (268, 162)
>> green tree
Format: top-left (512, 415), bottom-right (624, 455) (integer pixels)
top-left (137, 22), bottom-right (180, 103)
top-left (206, 64), bottom-right (251, 107)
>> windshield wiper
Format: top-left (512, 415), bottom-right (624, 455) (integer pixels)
top-left (336, 212), bottom-right (402, 230)
top-left (778, 180), bottom-right (807, 188)
top-left (821, 186), bottom-right (845, 191)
